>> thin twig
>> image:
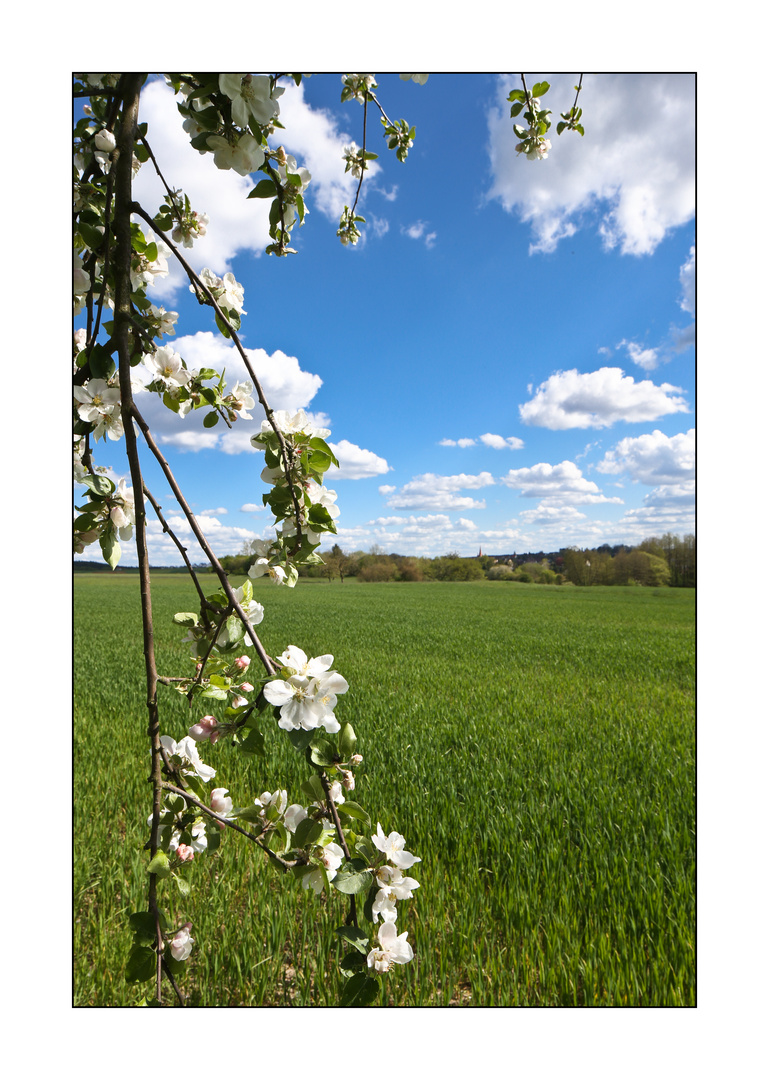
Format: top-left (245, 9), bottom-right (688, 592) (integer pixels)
top-left (129, 200), bottom-right (305, 546)
top-left (130, 400), bottom-right (276, 676)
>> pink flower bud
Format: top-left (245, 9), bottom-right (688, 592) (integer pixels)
top-left (240, 682), bottom-right (254, 692)
top-left (188, 715), bottom-right (218, 742)
top-left (350, 754), bottom-right (363, 766)
top-left (230, 695), bottom-right (248, 710)
top-left (234, 656), bottom-right (251, 671)
top-left (176, 844), bottom-right (194, 862)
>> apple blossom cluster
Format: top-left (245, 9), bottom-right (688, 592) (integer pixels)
top-left (506, 80), bottom-right (584, 161)
top-left (73, 472), bottom-right (136, 567)
top-left (263, 646), bottom-right (349, 733)
top-left (337, 205), bottom-right (365, 246)
top-left (175, 579), bottom-right (265, 662)
top-left (249, 408), bottom-right (342, 576)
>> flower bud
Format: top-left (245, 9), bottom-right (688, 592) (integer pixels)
top-left (233, 656), bottom-right (251, 671)
top-left (176, 844), bottom-right (195, 862)
top-left (230, 695), bottom-right (248, 710)
top-left (188, 715), bottom-right (218, 742)
top-left (350, 753), bottom-right (363, 766)
top-left (239, 682), bottom-right (254, 692)
top-left (211, 788), bottom-right (233, 816)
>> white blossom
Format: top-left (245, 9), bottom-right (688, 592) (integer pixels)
top-left (160, 734), bottom-right (216, 783)
top-left (170, 926), bottom-right (195, 962)
top-left (366, 920), bottom-right (414, 972)
top-left (219, 73), bottom-right (284, 128)
top-left (372, 823), bottom-right (421, 869)
top-left (206, 132), bottom-right (265, 176)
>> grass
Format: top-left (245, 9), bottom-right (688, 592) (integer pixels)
top-left (74, 574), bottom-right (695, 1006)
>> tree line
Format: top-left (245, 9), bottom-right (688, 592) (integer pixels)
top-left (215, 532), bottom-right (695, 587)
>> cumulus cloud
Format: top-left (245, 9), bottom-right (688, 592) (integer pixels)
top-left (480, 433), bottom-right (525, 450)
top-left (499, 460), bottom-right (623, 506)
top-left (617, 340), bottom-right (660, 372)
top-left (240, 503), bottom-right (264, 513)
top-left (519, 367), bottom-right (689, 429)
top-left (138, 512), bottom-right (259, 566)
top-left (613, 482), bottom-right (695, 538)
top-left (384, 472), bottom-right (495, 510)
top-left (401, 220), bottom-right (437, 248)
top-left (679, 246), bottom-right (696, 315)
top-left (487, 73), bottom-right (695, 255)
top-left (597, 429), bottom-right (695, 485)
top-left (440, 437), bottom-right (476, 447)
top-left (327, 440), bottom-right (390, 480)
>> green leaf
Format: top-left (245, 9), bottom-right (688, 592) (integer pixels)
top-left (293, 817), bottom-right (323, 849)
top-left (339, 951), bottom-right (368, 976)
top-left (173, 612), bottom-right (198, 627)
top-left (337, 801), bottom-right (370, 828)
top-left (236, 727), bottom-right (265, 756)
top-left (300, 774), bottom-right (326, 803)
top-left (147, 851), bottom-right (171, 878)
top-left (309, 737), bottom-right (337, 767)
top-left (288, 728), bottom-right (316, 752)
top-left (531, 81), bottom-right (550, 98)
top-left (129, 912), bottom-right (158, 947)
top-left (507, 88), bottom-right (526, 102)
top-left (88, 343), bottom-right (115, 380)
top-left (82, 473), bottom-right (115, 498)
top-left (247, 177), bottom-right (279, 199)
top-left (174, 874), bottom-right (191, 897)
top-left (99, 528), bottom-right (121, 570)
top-left (203, 411), bottom-right (220, 428)
top-left (332, 859), bottom-right (373, 896)
top-left (339, 970), bottom-right (379, 1007)
top-left (125, 944), bottom-right (156, 983)
top-left (335, 925), bottom-right (371, 955)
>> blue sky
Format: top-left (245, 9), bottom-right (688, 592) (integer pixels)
top-left (76, 73), bottom-right (695, 565)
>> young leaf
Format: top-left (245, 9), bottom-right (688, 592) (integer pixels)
top-left (335, 925), bottom-right (371, 955)
top-left (340, 971), bottom-right (379, 1007)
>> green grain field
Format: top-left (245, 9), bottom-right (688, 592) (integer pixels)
top-left (74, 574), bottom-right (695, 1006)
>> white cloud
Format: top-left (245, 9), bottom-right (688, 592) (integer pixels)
top-left (487, 73), bottom-right (695, 255)
top-left (480, 433), bottom-right (525, 450)
top-left (519, 367), bottom-right (689, 429)
top-left (401, 220), bottom-right (437, 248)
top-left (385, 471), bottom-right (494, 511)
top-left (597, 429), bottom-right (695, 485)
top-left (679, 246), bottom-right (696, 315)
top-left (613, 482), bottom-right (695, 539)
top-left (618, 340), bottom-right (659, 372)
top-left (139, 513), bottom-right (260, 566)
top-left (439, 437), bottom-right (476, 447)
top-left (519, 505), bottom-right (587, 526)
top-left (240, 503), bottom-right (264, 513)
top-left (378, 484), bottom-right (397, 495)
top-left (499, 460), bottom-right (623, 506)
top-left (201, 507), bottom-right (227, 515)
top-left (327, 440), bottom-right (390, 480)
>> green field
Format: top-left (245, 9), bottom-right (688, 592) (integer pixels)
top-left (74, 574), bottom-right (695, 1006)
